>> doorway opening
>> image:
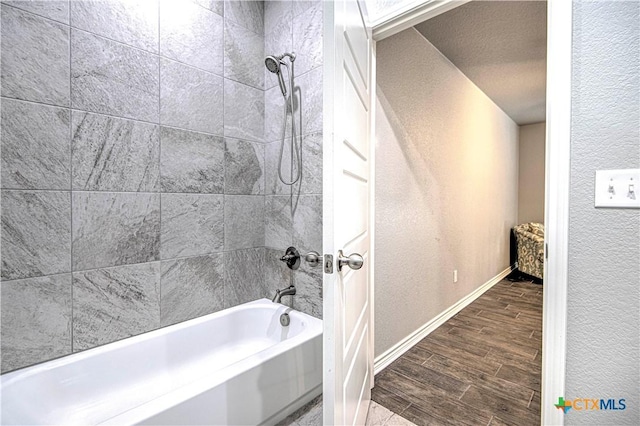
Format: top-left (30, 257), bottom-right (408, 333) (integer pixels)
top-left (370, 1), bottom-right (548, 424)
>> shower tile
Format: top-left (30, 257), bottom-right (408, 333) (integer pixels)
top-left (292, 194), bottom-right (322, 254)
top-left (223, 248), bottom-right (265, 308)
top-left (72, 112), bottom-right (160, 192)
top-left (73, 262), bottom-right (161, 351)
top-left (160, 126), bottom-right (224, 193)
top-left (224, 195), bottom-right (265, 250)
top-left (297, 131), bottom-right (323, 195)
top-left (292, 1), bottom-right (323, 76)
top-left (160, 254), bottom-right (224, 326)
top-left (1, 99), bottom-right (70, 190)
top-left (264, 84), bottom-right (292, 143)
top-left (0, 274), bottom-right (72, 373)
top-left (299, 66), bottom-right (323, 135)
top-left (293, 261), bottom-right (322, 318)
top-left (72, 192), bottom-right (160, 271)
top-left (265, 195), bottom-right (292, 250)
top-left (161, 193), bottom-right (224, 259)
top-left (1, 6), bottom-right (70, 106)
top-left (224, 138), bottom-right (265, 195)
top-left (160, 59), bottom-right (224, 135)
top-left (1, 191), bottom-right (71, 281)
top-left (70, 0), bottom-right (158, 53)
top-left (71, 29), bottom-right (159, 122)
top-left (224, 20), bottom-right (265, 89)
top-left (192, 0), bottom-right (223, 16)
top-left (160, 0), bottom-right (223, 74)
top-left (224, 0), bottom-right (263, 34)
top-left (265, 140), bottom-right (293, 195)
top-left (2, 0), bottom-right (70, 24)
top-left (264, 0), bottom-right (292, 36)
top-left (224, 79), bottom-right (264, 143)
top-left (264, 15), bottom-right (292, 91)
top-left (264, 247), bottom-right (291, 294)
top-left (292, 0), bottom-right (319, 17)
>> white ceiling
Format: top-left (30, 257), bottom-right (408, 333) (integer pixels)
top-left (414, 1), bottom-right (547, 125)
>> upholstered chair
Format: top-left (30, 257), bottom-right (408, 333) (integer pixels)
top-left (513, 223), bottom-right (544, 280)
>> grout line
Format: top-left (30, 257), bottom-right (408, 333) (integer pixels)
top-left (421, 353), bottom-right (434, 366)
top-left (0, 250), bottom-right (255, 285)
top-left (1, 189), bottom-right (272, 196)
top-left (224, 5), bottom-right (264, 38)
top-left (69, 11), bottom-right (74, 354)
top-left (70, 26), bottom-right (159, 56)
top-left (527, 390), bottom-right (535, 408)
top-left (0, 96), bottom-right (231, 140)
top-left (459, 384), bottom-right (471, 400)
top-left (2, 2), bottom-right (69, 26)
top-left (486, 416), bottom-right (494, 426)
top-left (157, 0), bottom-right (162, 324)
top-left (0, 94), bottom-right (70, 112)
top-left (494, 364), bottom-right (503, 377)
top-left (157, 0), bottom-right (161, 55)
top-left (397, 403), bottom-right (410, 416)
top-left (220, 1), bottom-right (229, 316)
top-left (191, 0), bottom-right (223, 18)
top-left (0, 270), bottom-right (73, 283)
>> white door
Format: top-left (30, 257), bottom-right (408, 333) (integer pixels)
top-left (323, 0), bottom-right (374, 425)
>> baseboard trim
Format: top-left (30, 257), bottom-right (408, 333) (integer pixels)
top-left (373, 264), bottom-right (515, 375)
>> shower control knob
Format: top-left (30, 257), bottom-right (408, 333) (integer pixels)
top-left (337, 250), bottom-right (364, 272)
top-left (280, 247), bottom-right (301, 270)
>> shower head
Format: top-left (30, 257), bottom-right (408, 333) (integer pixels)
top-left (265, 55), bottom-right (281, 73)
top-left (265, 55), bottom-right (288, 97)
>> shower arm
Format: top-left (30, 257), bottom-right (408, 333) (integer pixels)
top-left (281, 52), bottom-right (296, 63)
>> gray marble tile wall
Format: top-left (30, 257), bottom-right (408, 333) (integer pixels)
top-left (0, 0), bottom-right (272, 373)
top-left (263, 0), bottom-right (323, 319)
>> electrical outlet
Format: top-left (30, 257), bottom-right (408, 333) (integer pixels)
top-left (595, 169), bottom-right (640, 208)
top-left (453, 270), bottom-right (458, 283)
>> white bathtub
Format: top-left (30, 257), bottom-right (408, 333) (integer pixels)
top-left (0, 299), bottom-right (323, 425)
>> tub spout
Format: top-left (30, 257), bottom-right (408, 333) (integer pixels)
top-left (272, 285), bottom-right (296, 304)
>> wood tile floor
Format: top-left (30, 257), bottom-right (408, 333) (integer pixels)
top-left (372, 278), bottom-right (542, 426)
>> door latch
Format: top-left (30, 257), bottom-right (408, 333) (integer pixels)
top-left (324, 254), bottom-right (334, 274)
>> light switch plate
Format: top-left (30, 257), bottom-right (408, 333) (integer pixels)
top-left (594, 169), bottom-right (640, 209)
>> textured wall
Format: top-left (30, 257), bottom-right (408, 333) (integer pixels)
top-left (518, 122), bottom-right (545, 224)
top-left (566, 1), bottom-right (640, 424)
top-left (413, 1), bottom-right (547, 126)
top-left (263, 0), bottom-right (324, 319)
top-left (374, 28), bottom-right (519, 357)
top-left (0, 0), bottom-right (323, 373)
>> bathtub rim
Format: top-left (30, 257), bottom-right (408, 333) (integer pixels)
top-left (1, 298), bottom-right (321, 393)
